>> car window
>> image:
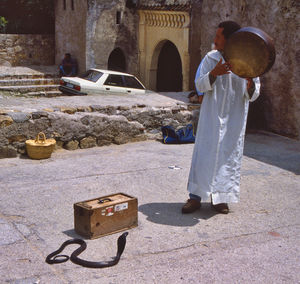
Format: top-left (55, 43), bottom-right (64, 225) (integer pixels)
top-left (123, 76), bottom-right (145, 89)
top-left (104, 74), bottom-right (124, 87)
top-left (81, 70), bottom-right (103, 82)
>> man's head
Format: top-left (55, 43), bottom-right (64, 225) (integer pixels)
top-left (214, 21), bottom-right (241, 51)
top-left (65, 53), bottom-right (71, 60)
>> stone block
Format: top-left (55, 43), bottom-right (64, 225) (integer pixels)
top-left (60, 107), bottom-right (77, 114)
top-left (0, 146), bottom-right (17, 158)
top-left (43, 108), bottom-right (54, 112)
top-left (90, 105), bottom-right (104, 112)
top-left (0, 109), bottom-right (8, 115)
top-left (8, 135), bottom-right (26, 143)
top-left (31, 111), bottom-right (49, 119)
top-left (65, 140), bottom-right (79, 150)
top-left (7, 112), bottom-right (31, 123)
top-left (14, 45), bottom-right (22, 53)
top-left (77, 106), bottom-right (92, 112)
top-left (55, 141), bottom-right (64, 149)
top-left (0, 115), bottom-right (13, 128)
top-left (80, 136), bottom-right (97, 149)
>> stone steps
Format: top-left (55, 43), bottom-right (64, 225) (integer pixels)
top-left (0, 84), bottom-right (61, 96)
top-left (0, 78), bottom-right (60, 86)
top-left (0, 73), bottom-right (59, 80)
top-left (0, 67), bottom-right (63, 97)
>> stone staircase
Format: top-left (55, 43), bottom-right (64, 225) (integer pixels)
top-left (0, 66), bottom-right (63, 97)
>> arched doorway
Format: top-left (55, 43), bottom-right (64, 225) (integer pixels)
top-left (108, 48), bottom-right (126, 72)
top-left (156, 41), bottom-right (182, 92)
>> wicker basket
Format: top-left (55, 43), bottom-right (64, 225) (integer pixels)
top-left (26, 132), bottom-right (56, 160)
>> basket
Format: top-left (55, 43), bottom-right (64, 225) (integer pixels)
top-left (25, 132), bottom-right (56, 160)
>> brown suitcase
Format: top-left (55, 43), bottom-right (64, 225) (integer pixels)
top-left (74, 193), bottom-right (138, 239)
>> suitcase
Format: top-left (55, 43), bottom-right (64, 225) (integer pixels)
top-left (74, 193), bottom-right (138, 239)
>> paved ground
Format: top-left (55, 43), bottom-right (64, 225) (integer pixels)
top-left (0, 131), bottom-right (300, 284)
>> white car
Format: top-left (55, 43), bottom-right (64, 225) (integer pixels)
top-left (59, 69), bottom-right (146, 96)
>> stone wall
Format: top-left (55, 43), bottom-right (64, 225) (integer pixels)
top-left (55, 0), bottom-right (87, 74)
top-left (0, 34), bottom-right (54, 66)
top-left (198, 0), bottom-right (300, 139)
top-left (86, 0), bottom-right (139, 75)
top-left (0, 103), bottom-right (197, 159)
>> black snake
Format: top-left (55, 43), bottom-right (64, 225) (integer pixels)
top-left (45, 232), bottom-right (128, 268)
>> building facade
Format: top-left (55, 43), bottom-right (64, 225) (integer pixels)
top-left (54, 0), bottom-right (299, 139)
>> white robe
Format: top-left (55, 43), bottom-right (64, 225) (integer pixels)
top-left (188, 50), bottom-right (260, 204)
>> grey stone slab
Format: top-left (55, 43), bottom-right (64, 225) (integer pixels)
top-left (7, 112), bottom-right (31, 123)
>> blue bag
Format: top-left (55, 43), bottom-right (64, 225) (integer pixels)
top-left (162, 124), bottom-right (195, 144)
top-left (161, 125), bottom-right (178, 144)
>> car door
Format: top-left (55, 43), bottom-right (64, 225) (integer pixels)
top-left (123, 75), bottom-right (146, 94)
top-left (103, 74), bottom-right (127, 94)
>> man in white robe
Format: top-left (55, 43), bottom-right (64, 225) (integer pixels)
top-left (182, 21), bottom-right (260, 214)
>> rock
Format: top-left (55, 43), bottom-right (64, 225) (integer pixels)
top-left (117, 106), bottom-right (130, 111)
top-left (90, 105), bottom-right (104, 112)
top-left (80, 136), bottom-right (97, 149)
top-left (0, 115), bottom-right (13, 127)
top-left (43, 108), bottom-right (54, 112)
top-left (65, 140), bottom-right (79, 150)
top-left (60, 107), bottom-right (77, 114)
top-left (8, 135), bottom-right (26, 143)
top-left (54, 141), bottom-right (64, 149)
top-left (77, 106), bottom-right (92, 112)
top-left (97, 138), bottom-right (112, 146)
top-left (31, 111), bottom-right (49, 119)
top-left (0, 109), bottom-right (8, 115)
top-left (14, 45), bottom-right (22, 53)
top-left (7, 112), bottom-right (31, 123)
top-left (0, 146), bottom-right (18, 158)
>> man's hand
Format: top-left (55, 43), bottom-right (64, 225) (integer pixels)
top-left (246, 78), bottom-right (254, 90)
top-left (210, 58), bottom-right (231, 77)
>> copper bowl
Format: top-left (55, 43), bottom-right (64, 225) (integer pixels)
top-left (224, 27), bottom-right (276, 78)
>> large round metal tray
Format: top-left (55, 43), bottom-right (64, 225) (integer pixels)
top-left (224, 27), bottom-right (276, 78)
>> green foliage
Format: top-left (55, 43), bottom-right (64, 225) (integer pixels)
top-left (0, 16), bottom-right (8, 33)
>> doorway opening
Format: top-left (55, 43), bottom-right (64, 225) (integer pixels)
top-left (108, 48), bottom-right (126, 72)
top-left (156, 41), bottom-right (182, 92)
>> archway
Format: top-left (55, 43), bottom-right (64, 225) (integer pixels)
top-left (108, 48), bottom-right (126, 72)
top-left (156, 41), bottom-right (182, 92)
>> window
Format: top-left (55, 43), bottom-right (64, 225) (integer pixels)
top-left (104, 75), bottom-right (124, 87)
top-left (116, 11), bottom-right (121, 25)
top-left (123, 76), bottom-right (145, 89)
top-left (63, 0), bottom-right (66, 10)
top-left (80, 70), bottom-right (103, 82)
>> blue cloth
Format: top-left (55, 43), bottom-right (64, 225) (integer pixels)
top-left (59, 64), bottom-right (77, 76)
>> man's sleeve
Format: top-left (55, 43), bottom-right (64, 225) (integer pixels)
top-left (246, 77), bottom-right (260, 102)
top-left (194, 60), bottom-right (204, 96)
top-left (195, 55), bottom-right (215, 93)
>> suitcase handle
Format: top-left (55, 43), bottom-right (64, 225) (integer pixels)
top-left (98, 198), bottom-right (112, 204)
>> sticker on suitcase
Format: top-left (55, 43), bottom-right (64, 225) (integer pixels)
top-left (115, 202), bottom-right (128, 212)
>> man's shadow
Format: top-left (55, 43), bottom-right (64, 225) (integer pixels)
top-left (138, 202), bottom-right (217, 227)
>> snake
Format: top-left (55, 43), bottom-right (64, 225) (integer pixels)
top-left (45, 232), bottom-right (128, 268)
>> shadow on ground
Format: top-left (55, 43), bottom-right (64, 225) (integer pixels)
top-left (139, 202), bottom-right (217, 227)
top-left (244, 131), bottom-right (300, 175)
